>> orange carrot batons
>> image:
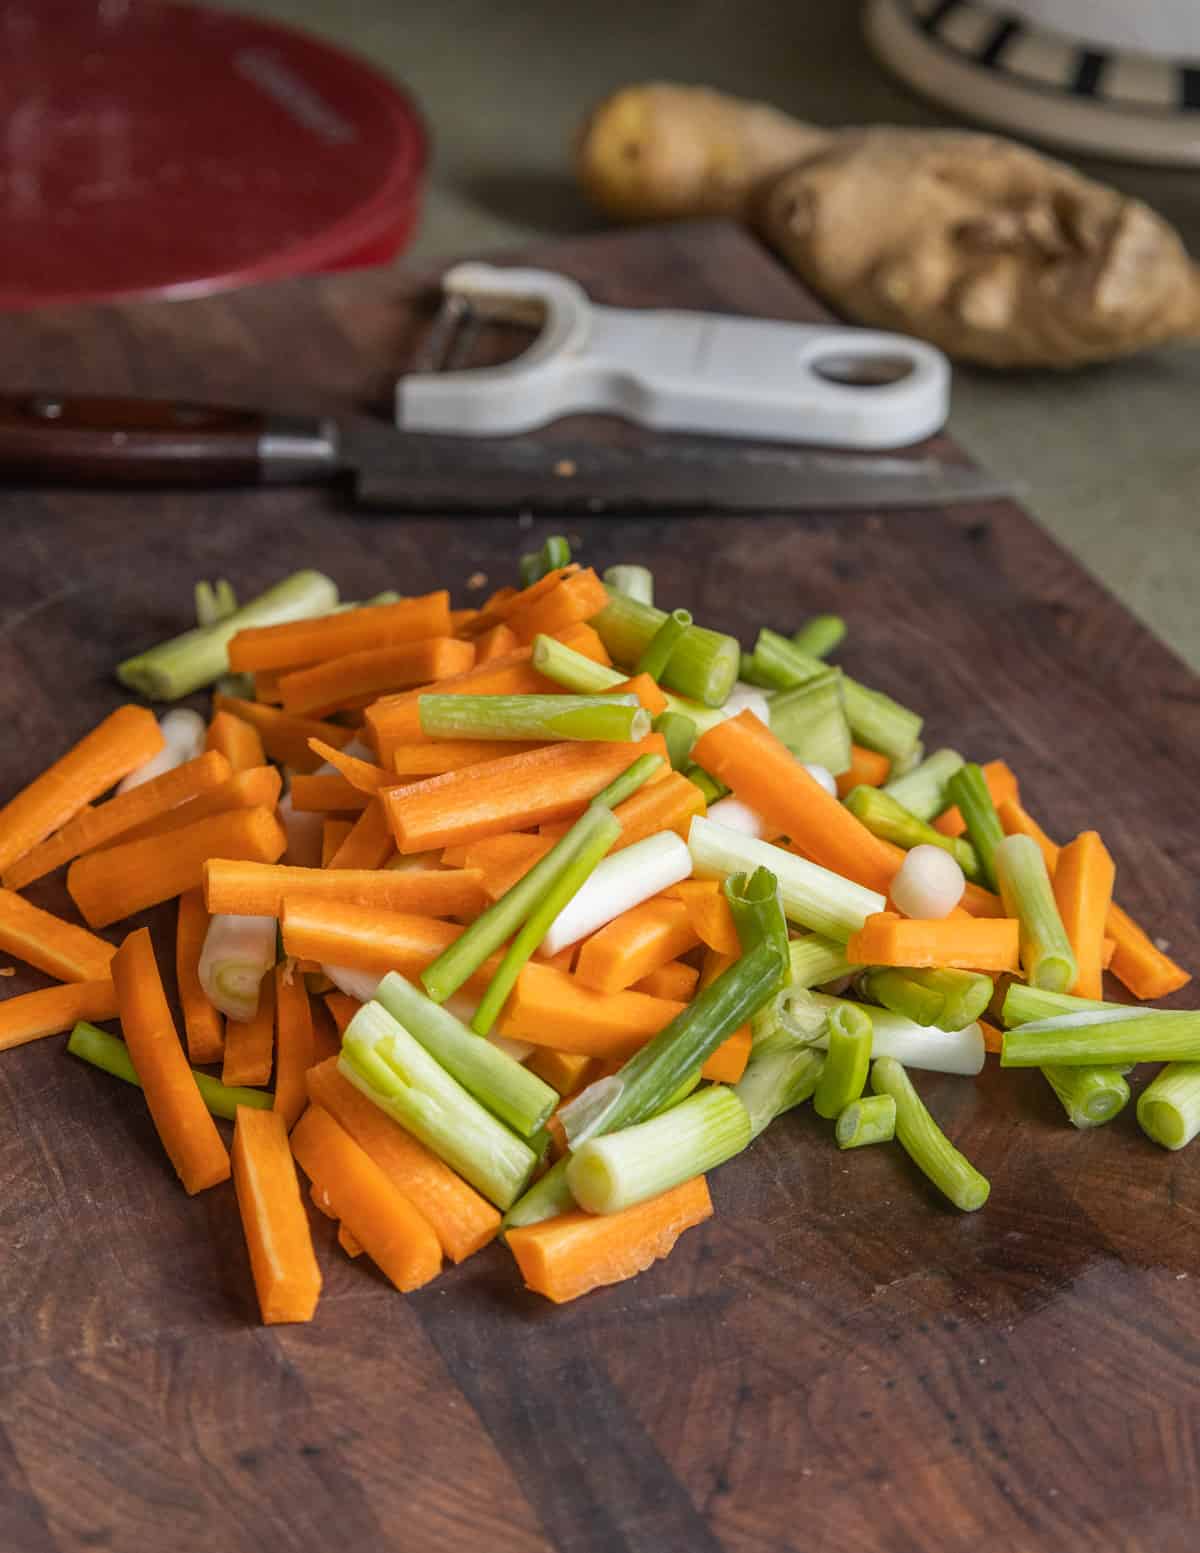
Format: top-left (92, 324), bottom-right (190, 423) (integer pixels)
top-left (176, 890), bottom-right (224, 1065)
top-left (574, 898), bottom-right (700, 995)
top-left (0, 704), bottom-right (163, 875)
top-left (204, 859), bottom-right (485, 920)
top-left (206, 709), bottom-right (266, 773)
top-left (222, 970), bottom-right (275, 1088)
top-left (290, 1104), bottom-right (443, 1292)
top-left (306, 1057), bottom-right (500, 1262)
top-left (210, 695), bottom-right (355, 772)
top-left (1106, 902), bottom-right (1191, 1001)
top-left (846, 911), bottom-right (1020, 972)
top-left (505, 568), bottom-right (609, 643)
top-left (227, 592), bottom-right (452, 672)
top-left (506, 1176), bottom-right (713, 1303)
top-left (111, 927), bottom-right (229, 1194)
top-left (0, 979), bottom-right (118, 1053)
top-left (836, 745), bottom-right (892, 798)
top-left (67, 805), bottom-right (287, 929)
top-left (0, 888), bottom-right (115, 982)
top-left (1052, 831), bottom-right (1116, 1000)
top-left (278, 636), bottom-right (475, 718)
top-left (273, 963), bottom-right (314, 1131)
top-left (110, 765), bottom-right (282, 847)
top-left (325, 800), bottom-right (394, 871)
top-left (232, 1106), bottom-right (322, 1324)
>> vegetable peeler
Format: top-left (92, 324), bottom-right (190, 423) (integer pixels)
top-left (399, 263), bottom-right (951, 450)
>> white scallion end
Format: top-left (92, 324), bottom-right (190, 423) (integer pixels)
top-left (891, 844), bottom-right (965, 920)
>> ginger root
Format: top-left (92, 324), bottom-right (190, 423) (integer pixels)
top-left (575, 86), bottom-right (1200, 369)
top-left (575, 83), bottom-right (830, 222)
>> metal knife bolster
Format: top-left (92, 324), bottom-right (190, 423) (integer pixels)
top-left (257, 414), bottom-right (342, 482)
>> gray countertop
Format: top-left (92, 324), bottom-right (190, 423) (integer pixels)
top-left (224, 0), bottom-right (1200, 670)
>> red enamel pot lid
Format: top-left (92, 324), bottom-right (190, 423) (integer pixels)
top-left (0, 0), bottom-right (428, 309)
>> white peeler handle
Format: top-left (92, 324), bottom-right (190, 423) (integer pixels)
top-left (399, 262), bottom-right (950, 450)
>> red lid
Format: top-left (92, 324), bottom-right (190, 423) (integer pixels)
top-left (0, 0), bottom-right (428, 309)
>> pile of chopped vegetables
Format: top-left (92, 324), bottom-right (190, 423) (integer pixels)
top-left (0, 539), bottom-right (1193, 1321)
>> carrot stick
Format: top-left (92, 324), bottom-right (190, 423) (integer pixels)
top-left (111, 927), bottom-right (229, 1194)
top-left (288, 773), bottom-right (372, 813)
top-left (253, 668), bottom-right (287, 705)
top-left (506, 1175), bottom-right (712, 1303)
top-left (998, 798), bottom-right (1189, 998)
top-left (523, 1048), bottom-right (596, 1098)
top-left (228, 592), bottom-right (452, 673)
top-left (176, 889), bottom-right (224, 1065)
top-left (933, 760), bottom-right (1019, 838)
top-left (575, 898), bottom-right (701, 995)
top-left (466, 832), bottom-right (556, 901)
top-left (306, 739), bottom-right (391, 794)
top-left (273, 963), bottom-right (314, 1131)
top-left (0, 705), bottom-right (163, 876)
top-left (545, 771), bottom-right (704, 857)
top-left (383, 735), bottom-right (668, 854)
top-left (389, 738), bottom-right (548, 778)
top-left (475, 622), bottom-right (520, 663)
top-left (210, 694), bottom-right (355, 773)
top-left (1052, 831), bottom-right (1116, 1000)
top-left (231, 1106), bottom-right (321, 1323)
top-left (309, 995), bottom-right (342, 1064)
top-left (278, 637), bottom-right (476, 718)
top-left (487, 566), bottom-right (576, 626)
top-left (321, 818), bottom-right (354, 867)
top-left (0, 979), bottom-right (117, 1052)
top-left (666, 880), bottom-right (742, 956)
top-left (0, 888), bottom-right (115, 982)
top-left (959, 880), bottom-right (1006, 918)
top-left (107, 765), bottom-right (282, 847)
top-left (846, 911), bottom-right (1020, 972)
top-left (701, 1026), bottom-right (752, 1084)
top-left (506, 568), bottom-right (609, 643)
top-left (206, 709), bottom-right (266, 773)
top-left (289, 1104), bottom-right (442, 1291)
top-left (611, 673), bottom-right (669, 717)
top-left (2, 750), bottom-right (234, 889)
top-left (222, 970), bottom-right (275, 1087)
top-left (497, 962), bottom-right (684, 1057)
top-left (326, 799), bottom-right (394, 870)
top-left (204, 858), bottom-right (485, 920)
top-left (693, 711), bottom-right (901, 896)
top-left (323, 990), bottom-right (359, 1037)
top-left (633, 959), bottom-right (700, 1001)
top-left (835, 744), bottom-right (892, 798)
top-left (979, 1019), bottom-right (1004, 1055)
top-left (1102, 936), bottom-right (1116, 970)
top-left (306, 1057), bottom-right (500, 1261)
top-left (280, 901), bottom-right (483, 985)
top-left (1106, 901), bottom-right (1191, 1001)
top-left (450, 606), bottom-right (480, 635)
top-left (68, 805), bottom-right (287, 929)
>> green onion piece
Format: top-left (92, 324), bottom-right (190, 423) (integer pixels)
top-left (68, 1021), bottom-right (271, 1120)
top-left (195, 579), bottom-right (238, 628)
top-left (472, 805), bottom-right (621, 1035)
top-left (654, 710), bottom-right (697, 770)
top-left (684, 765), bottom-right (729, 804)
top-left (944, 763), bottom-right (1005, 891)
top-left (1001, 1008), bottom-right (1200, 1068)
top-left (781, 989), bottom-right (984, 1075)
top-left (530, 634), bottom-right (626, 693)
top-left (734, 1036), bottom-right (824, 1138)
top-left (994, 834), bottom-right (1077, 992)
top-left (1000, 983), bottom-right (1123, 1026)
top-left (1137, 1063), bottom-right (1200, 1150)
top-left (589, 591), bottom-right (740, 707)
top-left (520, 534), bottom-right (572, 585)
top-left (372, 972), bottom-right (556, 1138)
top-left (860, 966), bottom-right (993, 1031)
top-left (788, 933), bottom-right (860, 990)
top-left (418, 692), bottom-right (648, 744)
top-left (768, 669), bottom-right (853, 776)
top-left (750, 630), bottom-right (923, 762)
top-left (836, 1093), bottom-right (896, 1149)
top-left (740, 649), bottom-right (772, 687)
top-left (602, 564), bottom-right (654, 606)
top-left (813, 1003), bottom-right (873, 1119)
top-left (870, 1056), bottom-right (990, 1211)
top-left (634, 608), bottom-right (693, 681)
top-left (843, 786), bottom-right (979, 879)
top-left (340, 1002), bottom-right (537, 1209)
top-left (197, 913), bottom-right (277, 1022)
top-left (791, 614), bottom-right (846, 659)
top-left (420, 754), bottom-right (660, 1003)
top-left (689, 817), bottom-right (886, 941)
top-left (723, 868), bottom-right (790, 985)
top-left (216, 672), bottom-right (256, 699)
top-left (567, 1085), bottom-right (750, 1214)
top-left (505, 939), bottom-right (785, 1228)
top-left (1043, 1065), bottom-right (1131, 1129)
top-left (117, 569), bottom-right (338, 701)
top-left (882, 748), bottom-right (965, 822)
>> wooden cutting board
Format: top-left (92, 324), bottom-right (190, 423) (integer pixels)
top-left (0, 221), bottom-right (1197, 1553)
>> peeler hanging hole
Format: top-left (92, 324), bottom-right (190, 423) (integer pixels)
top-left (810, 352), bottom-right (915, 388)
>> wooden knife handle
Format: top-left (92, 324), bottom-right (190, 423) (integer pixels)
top-left (0, 394), bottom-right (267, 484)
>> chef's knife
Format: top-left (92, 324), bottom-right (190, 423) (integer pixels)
top-left (0, 394), bottom-right (1013, 512)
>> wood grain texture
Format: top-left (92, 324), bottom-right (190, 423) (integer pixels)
top-left (0, 220), bottom-right (1197, 1553)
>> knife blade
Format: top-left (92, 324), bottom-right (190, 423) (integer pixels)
top-left (0, 393), bottom-right (1014, 512)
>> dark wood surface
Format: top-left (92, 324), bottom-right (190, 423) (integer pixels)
top-left (0, 220), bottom-right (1197, 1553)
